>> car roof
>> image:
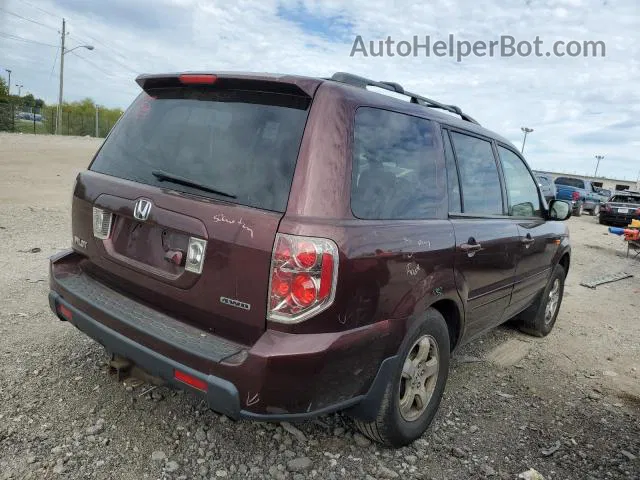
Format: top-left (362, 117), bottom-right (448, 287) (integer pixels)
top-left (136, 71), bottom-right (520, 151)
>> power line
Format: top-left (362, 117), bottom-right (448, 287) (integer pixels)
top-left (50, 46), bottom-right (60, 81)
top-left (0, 31), bottom-right (58, 47)
top-left (0, 7), bottom-right (58, 31)
top-left (15, 0), bottom-right (61, 19)
top-left (70, 51), bottom-right (115, 77)
top-left (68, 35), bottom-right (141, 75)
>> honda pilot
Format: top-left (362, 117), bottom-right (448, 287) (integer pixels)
top-left (49, 71), bottom-right (572, 447)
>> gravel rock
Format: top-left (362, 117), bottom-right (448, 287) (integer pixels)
top-left (287, 457), bottom-right (313, 472)
top-left (281, 422), bottom-right (307, 443)
top-left (620, 450), bottom-right (636, 461)
top-left (165, 460), bottom-right (179, 472)
top-left (451, 447), bottom-right (467, 458)
top-left (151, 451), bottom-right (167, 462)
top-left (353, 433), bottom-right (371, 447)
top-left (480, 463), bottom-right (496, 476)
top-left (377, 465), bottom-right (399, 479)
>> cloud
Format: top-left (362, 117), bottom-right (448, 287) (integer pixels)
top-left (0, 0), bottom-right (638, 180)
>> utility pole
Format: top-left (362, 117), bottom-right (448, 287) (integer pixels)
top-left (15, 84), bottom-right (23, 96)
top-left (521, 127), bottom-right (534, 153)
top-left (594, 154), bottom-right (604, 177)
top-left (56, 18), bottom-right (66, 135)
top-left (95, 106), bottom-right (99, 137)
top-left (5, 69), bottom-right (11, 95)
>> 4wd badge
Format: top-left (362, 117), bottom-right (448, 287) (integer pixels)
top-left (220, 297), bottom-right (251, 311)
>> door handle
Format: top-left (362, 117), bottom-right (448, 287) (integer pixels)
top-left (521, 234), bottom-right (535, 248)
top-left (460, 238), bottom-right (482, 257)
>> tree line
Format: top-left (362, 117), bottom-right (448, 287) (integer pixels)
top-left (0, 76), bottom-right (123, 137)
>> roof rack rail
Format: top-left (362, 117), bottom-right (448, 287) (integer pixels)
top-left (329, 72), bottom-right (480, 125)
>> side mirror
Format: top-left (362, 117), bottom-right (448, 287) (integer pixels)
top-left (549, 199), bottom-right (572, 221)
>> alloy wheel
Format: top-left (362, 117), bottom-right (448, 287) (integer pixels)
top-left (398, 335), bottom-right (440, 422)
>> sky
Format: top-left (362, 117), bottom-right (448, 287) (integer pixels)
top-left (0, 0), bottom-right (639, 181)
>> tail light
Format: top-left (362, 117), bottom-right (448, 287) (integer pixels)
top-left (92, 207), bottom-right (113, 239)
top-left (571, 191), bottom-right (580, 201)
top-left (267, 233), bottom-right (339, 324)
top-left (635, 208), bottom-right (640, 215)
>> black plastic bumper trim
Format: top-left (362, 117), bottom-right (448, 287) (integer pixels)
top-left (49, 291), bottom-right (241, 419)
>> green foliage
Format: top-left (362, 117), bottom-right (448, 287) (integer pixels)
top-left (0, 92), bottom-right (123, 136)
top-left (42, 99), bottom-right (123, 136)
top-left (0, 77), bottom-right (8, 97)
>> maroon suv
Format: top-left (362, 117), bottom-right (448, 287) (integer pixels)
top-left (49, 71), bottom-right (572, 447)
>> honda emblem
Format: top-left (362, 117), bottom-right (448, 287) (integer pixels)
top-left (133, 198), bottom-right (152, 221)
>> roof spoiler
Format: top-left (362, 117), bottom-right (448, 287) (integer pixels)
top-left (329, 72), bottom-right (480, 125)
top-left (135, 72), bottom-right (320, 98)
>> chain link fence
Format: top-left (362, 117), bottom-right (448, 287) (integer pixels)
top-left (0, 103), bottom-right (116, 137)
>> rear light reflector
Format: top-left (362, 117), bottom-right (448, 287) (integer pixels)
top-left (57, 304), bottom-right (72, 321)
top-left (291, 273), bottom-right (317, 307)
top-left (185, 237), bottom-right (207, 274)
top-left (268, 233), bottom-right (339, 324)
top-left (92, 207), bottom-right (113, 239)
top-left (174, 369), bottom-right (208, 392)
top-left (178, 74), bottom-right (217, 85)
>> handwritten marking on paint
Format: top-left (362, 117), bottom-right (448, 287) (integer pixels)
top-left (406, 262), bottom-right (420, 276)
top-left (417, 240), bottom-right (431, 248)
top-left (213, 213), bottom-right (254, 238)
top-left (246, 392), bottom-right (260, 406)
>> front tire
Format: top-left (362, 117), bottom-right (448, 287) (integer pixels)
top-left (352, 308), bottom-right (450, 447)
top-left (517, 264), bottom-right (566, 337)
top-left (590, 205), bottom-right (600, 216)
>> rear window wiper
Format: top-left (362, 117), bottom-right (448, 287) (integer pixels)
top-left (151, 170), bottom-right (236, 199)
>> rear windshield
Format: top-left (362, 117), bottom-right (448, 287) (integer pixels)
top-left (536, 175), bottom-right (551, 185)
top-left (611, 194), bottom-right (640, 204)
top-left (554, 177), bottom-right (584, 189)
top-left (90, 87), bottom-right (310, 212)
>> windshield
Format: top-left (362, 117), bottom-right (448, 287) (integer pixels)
top-left (611, 194), bottom-right (640, 204)
top-left (90, 87), bottom-right (310, 212)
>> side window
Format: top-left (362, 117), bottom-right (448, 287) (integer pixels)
top-left (498, 146), bottom-right (542, 217)
top-left (443, 130), bottom-right (461, 213)
top-left (351, 108), bottom-right (446, 220)
top-left (449, 132), bottom-right (503, 215)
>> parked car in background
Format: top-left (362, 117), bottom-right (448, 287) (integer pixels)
top-left (554, 176), bottom-right (601, 216)
top-left (593, 187), bottom-right (612, 203)
top-left (599, 191), bottom-right (640, 226)
top-left (534, 172), bottom-right (556, 204)
top-left (48, 71), bottom-right (573, 448)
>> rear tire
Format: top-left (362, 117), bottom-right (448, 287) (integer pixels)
top-left (517, 264), bottom-right (566, 337)
top-left (352, 308), bottom-right (450, 447)
top-left (574, 202), bottom-right (583, 217)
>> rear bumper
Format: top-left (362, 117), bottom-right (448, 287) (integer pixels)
top-left (49, 250), bottom-right (397, 422)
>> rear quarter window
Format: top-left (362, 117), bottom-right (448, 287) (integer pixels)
top-left (350, 107), bottom-right (447, 220)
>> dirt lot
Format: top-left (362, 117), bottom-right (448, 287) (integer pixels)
top-left (0, 133), bottom-right (638, 480)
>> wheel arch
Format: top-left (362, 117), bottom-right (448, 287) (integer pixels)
top-left (427, 298), bottom-right (464, 353)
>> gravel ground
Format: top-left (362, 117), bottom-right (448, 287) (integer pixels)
top-left (0, 133), bottom-right (638, 480)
